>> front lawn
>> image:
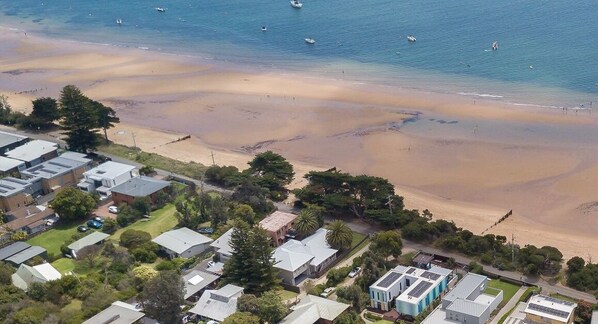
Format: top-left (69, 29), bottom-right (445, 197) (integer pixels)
top-left (277, 289), bottom-right (299, 301)
top-left (486, 279), bottom-right (520, 306)
top-left (52, 258), bottom-right (75, 274)
top-left (111, 203), bottom-right (178, 240)
top-left (27, 223), bottom-right (80, 256)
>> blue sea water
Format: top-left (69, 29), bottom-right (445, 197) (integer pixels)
top-left (1, 0), bottom-right (597, 107)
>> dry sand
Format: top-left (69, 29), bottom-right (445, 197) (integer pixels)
top-left (1, 27), bottom-right (596, 260)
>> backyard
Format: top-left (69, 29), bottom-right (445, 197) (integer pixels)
top-left (486, 279), bottom-right (520, 307)
top-left (26, 223), bottom-right (80, 256)
top-left (111, 203), bottom-right (178, 240)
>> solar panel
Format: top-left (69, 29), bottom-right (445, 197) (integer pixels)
top-left (528, 303), bottom-right (569, 319)
top-left (377, 271), bottom-right (402, 288)
top-left (406, 268), bottom-right (416, 274)
top-left (408, 281), bottom-right (433, 298)
top-left (421, 271), bottom-right (441, 280)
top-left (544, 297), bottom-right (576, 307)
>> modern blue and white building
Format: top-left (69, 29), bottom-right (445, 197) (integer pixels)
top-left (369, 265), bottom-right (453, 315)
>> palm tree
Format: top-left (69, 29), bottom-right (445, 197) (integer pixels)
top-left (294, 209), bottom-right (319, 237)
top-left (326, 220), bottom-right (353, 250)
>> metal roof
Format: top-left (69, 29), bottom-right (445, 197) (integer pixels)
top-left (67, 232), bottom-right (110, 252)
top-left (0, 241), bottom-right (31, 260)
top-left (0, 156), bottom-right (25, 172)
top-left (0, 130), bottom-right (28, 149)
top-left (443, 273), bottom-right (488, 303)
top-left (183, 270), bottom-right (220, 299)
top-left (83, 301), bottom-right (145, 324)
top-left (188, 284), bottom-right (243, 322)
top-left (446, 298), bottom-right (489, 317)
top-left (525, 295), bottom-right (577, 322)
top-left (273, 229), bottom-right (337, 272)
top-left (281, 295), bottom-right (350, 324)
top-left (0, 177), bottom-right (34, 197)
top-left (210, 228), bottom-right (234, 257)
top-left (5, 139), bottom-right (57, 162)
top-left (83, 161), bottom-right (135, 180)
top-left (110, 176), bottom-right (170, 197)
top-left (21, 156), bottom-right (89, 179)
top-left (5, 246), bottom-right (47, 265)
top-left (152, 227), bottom-right (213, 254)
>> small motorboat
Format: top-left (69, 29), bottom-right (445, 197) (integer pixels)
top-left (305, 37), bottom-right (315, 44)
top-left (261, 26), bottom-right (267, 32)
top-left (155, 7), bottom-right (166, 12)
top-left (407, 35), bottom-right (416, 42)
top-left (492, 41), bottom-right (499, 51)
top-left (291, 0), bottom-right (303, 8)
top-left (116, 19), bottom-right (123, 25)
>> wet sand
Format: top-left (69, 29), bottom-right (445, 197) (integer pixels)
top-left (1, 27), bottom-right (596, 260)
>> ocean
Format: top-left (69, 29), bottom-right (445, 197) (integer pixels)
top-left (1, 0), bottom-right (597, 108)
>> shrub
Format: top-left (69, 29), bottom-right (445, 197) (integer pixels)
top-left (102, 218), bottom-right (118, 234)
top-left (119, 229), bottom-right (151, 249)
top-left (326, 266), bottom-right (352, 287)
top-left (132, 248), bottom-right (157, 263)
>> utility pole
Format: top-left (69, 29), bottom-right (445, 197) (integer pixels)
top-left (210, 151), bottom-right (215, 165)
top-left (511, 233), bottom-right (516, 265)
top-left (132, 132), bottom-right (137, 150)
top-left (385, 195), bottom-right (393, 215)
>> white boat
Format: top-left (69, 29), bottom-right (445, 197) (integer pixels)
top-left (291, 0), bottom-right (303, 8)
top-left (407, 35), bottom-right (416, 42)
top-left (492, 41), bottom-right (499, 51)
top-left (305, 37), bottom-right (315, 44)
top-left (116, 19), bottom-right (122, 25)
top-left (155, 7), bottom-right (166, 12)
top-left (261, 26), bottom-right (267, 32)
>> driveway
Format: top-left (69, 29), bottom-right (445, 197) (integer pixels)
top-left (94, 202), bottom-right (118, 220)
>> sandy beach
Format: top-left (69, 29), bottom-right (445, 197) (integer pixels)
top-left (1, 27), bottom-right (597, 260)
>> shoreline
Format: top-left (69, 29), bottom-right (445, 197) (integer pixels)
top-left (1, 27), bottom-right (597, 260)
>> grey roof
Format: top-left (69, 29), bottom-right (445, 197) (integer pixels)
top-left (0, 156), bottom-right (25, 172)
top-left (443, 273), bottom-right (488, 303)
top-left (446, 298), bottom-right (488, 316)
top-left (5, 140), bottom-right (57, 162)
top-left (0, 241), bottom-right (31, 260)
top-left (152, 227), bottom-right (213, 254)
top-left (210, 228), bottom-right (234, 257)
top-left (273, 229), bottom-right (337, 272)
top-left (188, 284), bottom-right (243, 321)
top-left (59, 151), bottom-right (90, 163)
top-left (281, 295), bottom-right (350, 324)
top-left (0, 177), bottom-right (34, 197)
top-left (21, 156), bottom-right (89, 179)
top-left (0, 131), bottom-right (28, 149)
top-left (83, 301), bottom-right (145, 324)
top-left (11, 263), bottom-right (62, 290)
top-left (67, 232), bottom-right (110, 252)
top-left (110, 176), bottom-right (170, 197)
top-left (5, 246), bottom-right (46, 265)
top-left (591, 310), bottom-right (598, 324)
top-left (413, 253), bottom-right (434, 264)
top-left (83, 161), bottom-right (135, 180)
top-left (183, 270), bottom-right (220, 299)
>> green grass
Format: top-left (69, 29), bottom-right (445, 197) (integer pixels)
top-left (111, 204), bottom-right (178, 240)
top-left (497, 304), bottom-right (518, 324)
top-left (277, 289), bottom-right (299, 301)
top-left (373, 321), bottom-right (393, 324)
top-left (27, 223), bottom-right (79, 256)
top-left (345, 232), bottom-right (369, 259)
top-left (351, 232), bottom-right (367, 248)
top-left (61, 299), bottom-right (82, 313)
top-left (99, 143), bottom-right (206, 180)
top-left (486, 279), bottom-right (520, 307)
top-left (52, 258), bottom-right (75, 274)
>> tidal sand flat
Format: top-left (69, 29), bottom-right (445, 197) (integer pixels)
top-left (0, 29), bottom-right (596, 259)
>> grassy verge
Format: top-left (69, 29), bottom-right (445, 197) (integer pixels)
top-left (277, 289), bottom-right (299, 301)
top-left (497, 304), bottom-right (517, 324)
top-left (27, 223), bottom-right (79, 256)
top-left (111, 204), bottom-right (178, 240)
top-left (99, 143), bottom-right (206, 180)
top-left (486, 279), bottom-right (520, 307)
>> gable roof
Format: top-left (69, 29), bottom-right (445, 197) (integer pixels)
top-left (110, 176), bottom-right (170, 197)
top-left (210, 227), bottom-right (234, 256)
top-left (67, 232), bottom-right (110, 252)
top-left (188, 284), bottom-right (244, 321)
top-left (4, 205), bottom-right (55, 231)
top-left (11, 263), bottom-right (62, 290)
top-left (83, 161), bottom-right (136, 180)
top-left (152, 227), bottom-right (213, 254)
top-left (273, 228), bottom-right (337, 272)
top-left (83, 301), bottom-right (145, 324)
top-left (183, 270), bottom-right (220, 299)
top-left (5, 139), bottom-right (57, 163)
top-left (281, 295), bottom-right (350, 324)
top-left (0, 241), bottom-right (31, 260)
top-left (5, 246), bottom-right (47, 265)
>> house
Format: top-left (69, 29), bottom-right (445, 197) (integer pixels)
top-left (182, 269), bottom-right (220, 301)
top-left (188, 284), bottom-right (244, 322)
top-left (210, 227), bottom-right (234, 262)
top-left (111, 176), bottom-right (170, 206)
top-left (0, 177), bottom-right (39, 212)
top-left (272, 228), bottom-right (338, 286)
top-left (4, 246), bottom-right (48, 267)
top-left (78, 161), bottom-right (136, 198)
top-left (422, 273), bottom-right (503, 324)
top-left (0, 241), bottom-right (32, 262)
top-left (0, 156), bottom-right (26, 177)
top-left (152, 227), bottom-right (213, 259)
top-left (259, 211), bottom-right (298, 246)
top-left (412, 253), bottom-right (434, 270)
top-left (4, 139), bottom-right (58, 168)
top-left (83, 301), bottom-right (145, 324)
top-left (0, 131), bottom-right (28, 154)
top-left (3, 205), bottom-right (56, 235)
top-left (20, 154), bottom-right (92, 195)
top-left (67, 232), bottom-right (110, 258)
top-left (11, 263), bottom-right (62, 291)
top-left (369, 265), bottom-right (452, 316)
top-left (524, 295), bottom-right (577, 324)
top-left (281, 295), bottom-right (351, 324)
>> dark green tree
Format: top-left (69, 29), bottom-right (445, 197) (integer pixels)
top-left (59, 85), bottom-right (100, 152)
top-left (140, 270), bottom-right (185, 324)
top-left (256, 290), bottom-right (288, 323)
top-left (50, 187), bottom-right (96, 221)
top-left (0, 261), bottom-right (14, 285)
top-left (246, 151), bottom-right (294, 201)
top-left (31, 97), bottom-right (59, 127)
top-left (88, 100), bottom-right (119, 141)
top-left (222, 312), bottom-right (260, 324)
top-left (370, 230), bottom-right (403, 261)
top-left (119, 229), bottom-right (152, 249)
top-left (566, 257), bottom-right (585, 274)
top-left (232, 204), bottom-right (256, 225)
top-left (335, 285), bottom-right (369, 312)
top-left (333, 310), bottom-right (364, 324)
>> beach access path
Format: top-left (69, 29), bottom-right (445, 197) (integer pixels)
top-left (489, 286), bottom-right (528, 324)
top-left (1, 125), bottom-right (595, 304)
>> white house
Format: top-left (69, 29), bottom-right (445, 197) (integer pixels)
top-left (188, 284), bottom-right (244, 322)
top-left (78, 161), bottom-right (136, 198)
top-left (272, 228), bottom-right (338, 286)
top-left (4, 139), bottom-right (58, 168)
top-left (524, 295), bottom-right (577, 324)
top-left (11, 263), bottom-right (62, 291)
top-left (210, 227), bottom-right (234, 262)
top-left (83, 301), bottom-right (145, 324)
top-left (152, 227), bottom-right (213, 259)
top-left (281, 295), bottom-right (350, 324)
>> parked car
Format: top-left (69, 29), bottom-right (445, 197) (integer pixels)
top-left (108, 206), bottom-right (118, 214)
top-left (45, 219), bottom-right (56, 226)
top-left (320, 287), bottom-right (335, 298)
top-left (86, 220), bottom-right (103, 229)
top-left (93, 216), bottom-right (105, 223)
top-left (197, 227), bottom-right (214, 234)
top-left (77, 225), bottom-right (89, 232)
top-left (348, 267), bottom-right (361, 278)
top-left (207, 261), bottom-right (215, 268)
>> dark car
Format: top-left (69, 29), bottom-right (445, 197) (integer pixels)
top-left (77, 225), bottom-right (89, 232)
top-left (86, 220), bottom-right (103, 229)
top-left (197, 227), bottom-right (214, 234)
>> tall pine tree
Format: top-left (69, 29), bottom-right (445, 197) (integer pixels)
top-left (59, 85), bottom-right (99, 152)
